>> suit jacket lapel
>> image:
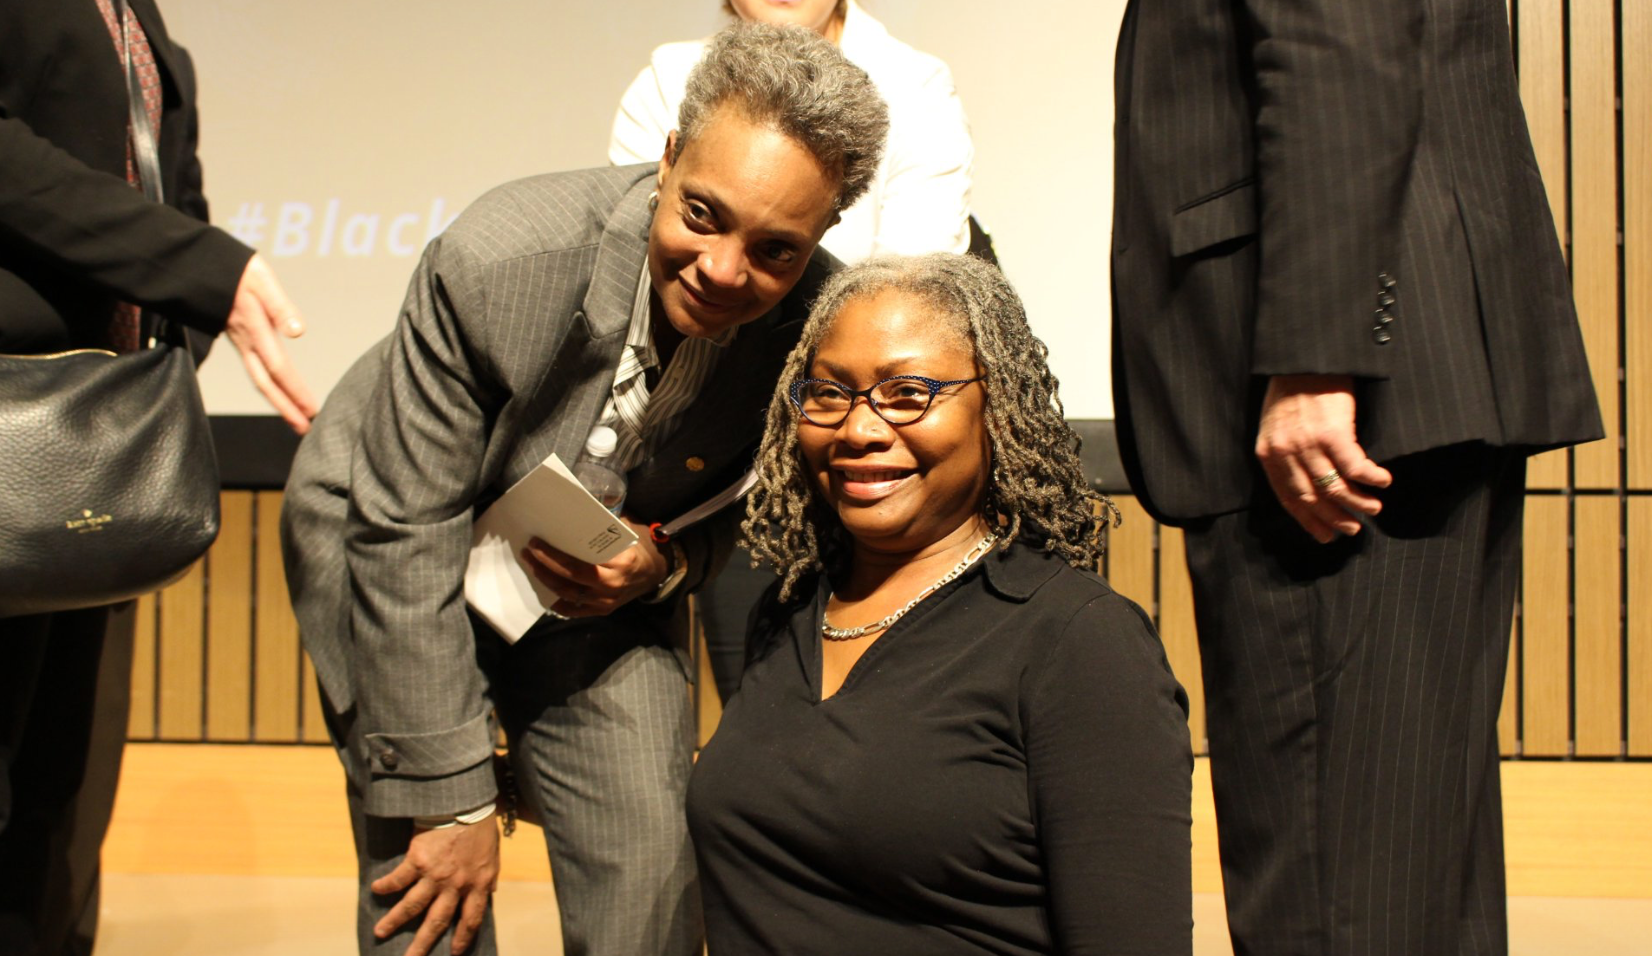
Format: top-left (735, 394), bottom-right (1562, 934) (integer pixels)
top-left (497, 177), bottom-right (654, 491)
top-left (559, 175), bottom-right (654, 454)
top-left (582, 177), bottom-right (654, 339)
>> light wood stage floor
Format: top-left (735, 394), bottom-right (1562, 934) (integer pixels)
top-left (97, 744), bottom-right (1652, 953)
top-left (95, 875), bottom-right (1652, 956)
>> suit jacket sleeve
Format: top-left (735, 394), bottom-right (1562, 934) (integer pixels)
top-left (346, 223), bottom-right (524, 818)
top-left (166, 45), bottom-right (212, 225)
top-left (0, 112), bottom-right (250, 334)
top-left (1244, 0), bottom-right (1425, 379)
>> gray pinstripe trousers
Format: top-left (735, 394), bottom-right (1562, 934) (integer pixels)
top-left (325, 621), bottom-right (701, 956)
top-left (1184, 445), bottom-right (1523, 956)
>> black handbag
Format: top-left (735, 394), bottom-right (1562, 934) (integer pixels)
top-left (0, 340), bottom-right (221, 617)
top-left (0, 0), bottom-right (220, 618)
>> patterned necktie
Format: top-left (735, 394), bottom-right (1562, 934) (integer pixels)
top-left (94, 0), bottom-right (163, 353)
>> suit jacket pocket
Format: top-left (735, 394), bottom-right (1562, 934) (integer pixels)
top-left (1171, 179), bottom-right (1257, 257)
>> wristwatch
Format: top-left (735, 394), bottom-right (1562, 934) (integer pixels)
top-left (646, 539), bottom-right (689, 603)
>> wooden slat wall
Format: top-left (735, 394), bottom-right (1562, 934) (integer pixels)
top-left (131, 478), bottom-right (1647, 760)
top-left (1631, 499), bottom-right (1652, 757)
top-left (1522, 498), bottom-right (1571, 756)
top-left (253, 496), bottom-right (302, 742)
top-left (1104, 495), bottom-right (1156, 616)
top-left (1626, 0), bottom-right (1652, 755)
top-left (1574, 497), bottom-right (1621, 756)
top-left (1569, 0), bottom-right (1619, 490)
top-left (128, 491), bottom-right (328, 746)
top-left (156, 562), bottom-right (204, 740)
top-left (1507, 0), bottom-right (1635, 760)
top-left (205, 492), bottom-right (254, 741)
top-left (129, 593), bottom-right (158, 739)
top-left (1517, 0), bottom-right (1569, 489)
top-left (1156, 527), bottom-right (1205, 754)
top-left (1500, 616), bottom-right (1521, 757)
top-left (1630, 1), bottom-right (1652, 489)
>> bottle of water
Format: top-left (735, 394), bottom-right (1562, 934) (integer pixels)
top-left (572, 425), bottom-right (626, 516)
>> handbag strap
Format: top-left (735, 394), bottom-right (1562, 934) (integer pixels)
top-left (117, 0), bottom-right (164, 205)
top-left (115, 0), bottom-right (185, 347)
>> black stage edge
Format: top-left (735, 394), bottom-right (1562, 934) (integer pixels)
top-left (210, 415), bottom-right (1133, 495)
top-left (210, 415), bottom-right (305, 490)
top-left (1069, 419), bottom-right (1131, 495)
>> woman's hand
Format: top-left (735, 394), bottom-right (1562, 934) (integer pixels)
top-left (222, 253), bottom-right (318, 434)
top-left (521, 518), bottom-right (670, 617)
top-left (370, 816), bottom-right (500, 956)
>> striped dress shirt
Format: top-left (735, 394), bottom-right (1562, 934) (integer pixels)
top-left (604, 262), bottom-right (734, 474)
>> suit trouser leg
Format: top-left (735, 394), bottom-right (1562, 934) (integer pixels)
top-left (0, 603), bottom-right (134, 956)
top-left (494, 626), bottom-right (701, 956)
top-left (1183, 445), bottom-right (1521, 956)
top-left (319, 691), bottom-right (501, 956)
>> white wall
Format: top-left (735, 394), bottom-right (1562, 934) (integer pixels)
top-left (167, 0), bottom-right (1126, 420)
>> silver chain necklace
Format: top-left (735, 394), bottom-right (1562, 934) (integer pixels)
top-left (821, 533), bottom-right (997, 641)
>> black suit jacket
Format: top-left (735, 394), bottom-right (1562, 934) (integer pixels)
top-left (0, 0), bottom-right (251, 354)
top-left (1110, 0), bottom-right (1602, 525)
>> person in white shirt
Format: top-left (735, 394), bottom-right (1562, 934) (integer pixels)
top-left (610, 0), bottom-right (974, 264)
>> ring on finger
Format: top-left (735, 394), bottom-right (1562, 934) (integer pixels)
top-left (1312, 469), bottom-right (1341, 489)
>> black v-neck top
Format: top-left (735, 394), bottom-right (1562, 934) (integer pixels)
top-left (686, 540), bottom-right (1193, 955)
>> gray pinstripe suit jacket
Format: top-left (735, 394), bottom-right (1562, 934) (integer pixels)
top-left (1110, 0), bottom-right (1602, 525)
top-left (281, 165), bottom-right (829, 816)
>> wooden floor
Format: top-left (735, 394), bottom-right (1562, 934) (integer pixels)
top-left (94, 744), bottom-right (1652, 953)
top-left (93, 875), bottom-right (1652, 956)
top-left (105, 744), bottom-right (1652, 896)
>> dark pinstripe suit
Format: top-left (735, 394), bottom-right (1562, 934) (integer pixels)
top-left (1111, 1), bottom-right (1602, 953)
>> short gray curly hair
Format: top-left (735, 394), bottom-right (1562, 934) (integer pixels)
top-left (676, 21), bottom-right (888, 212)
top-left (743, 253), bottom-right (1120, 600)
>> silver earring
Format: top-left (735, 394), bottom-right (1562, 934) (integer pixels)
top-left (648, 190), bottom-right (659, 212)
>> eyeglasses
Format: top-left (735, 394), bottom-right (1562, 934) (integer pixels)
top-left (789, 374), bottom-right (985, 427)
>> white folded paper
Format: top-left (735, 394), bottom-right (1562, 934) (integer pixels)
top-left (464, 453), bottom-right (638, 642)
top-left (655, 468), bottom-right (758, 541)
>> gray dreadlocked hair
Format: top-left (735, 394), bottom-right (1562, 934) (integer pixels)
top-left (675, 21), bottom-right (888, 212)
top-left (742, 253), bottom-right (1120, 601)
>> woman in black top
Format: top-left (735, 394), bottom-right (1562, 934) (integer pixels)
top-left (686, 253), bottom-right (1193, 954)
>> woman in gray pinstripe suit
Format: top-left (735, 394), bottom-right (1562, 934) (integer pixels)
top-left (281, 23), bottom-right (889, 956)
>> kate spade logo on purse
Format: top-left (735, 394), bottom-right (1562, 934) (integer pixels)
top-left (66, 509), bottom-right (113, 533)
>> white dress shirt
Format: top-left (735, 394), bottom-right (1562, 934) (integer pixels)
top-left (609, 1), bottom-right (975, 264)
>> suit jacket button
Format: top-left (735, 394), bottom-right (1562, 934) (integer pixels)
top-left (1372, 327), bottom-right (1393, 345)
top-left (685, 456), bottom-right (705, 472)
top-left (379, 750), bottom-right (399, 771)
top-left (1378, 272), bottom-right (1397, 289)
top-left (1378, 291), bottom-right (1396, 308)
top-left (1375, 309), bottom-right (1393, 325)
